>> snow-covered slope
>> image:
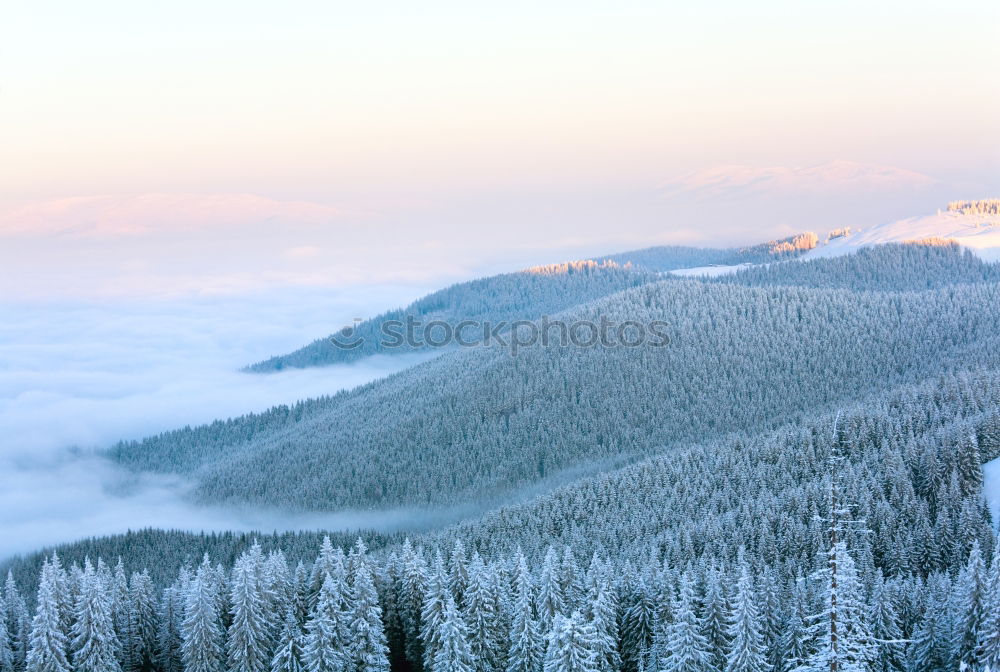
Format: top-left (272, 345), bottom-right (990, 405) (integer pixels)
top-left (985, 456), bottom-right (1000, 522)
top-left (668, 264), bottom-right (751, 278)
top-left (805, 210), bottom-right (1000, 262)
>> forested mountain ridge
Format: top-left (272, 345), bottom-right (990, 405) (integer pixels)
top-left (112, 245), bottom-right (1000, 514)
top-left (247, 261), bottom-right (659, 372)
top-left (6, 237), bottom-right (1000, 672)
top-left (600, 231), bottom-right (818, 271)
top-left (5, 368), bottom-right (1000, 672)
top-left (718, 241), bottom-right (1000, 291)
top-left (17, 365), bottom-right (1000, 586)
top-left (247, 232), bottom-right (820, 373)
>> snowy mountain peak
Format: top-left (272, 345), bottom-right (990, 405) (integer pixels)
top-left (664, 160), bottom-right (937, 197)
top-left (804, 203), bottom-right (1000, 262)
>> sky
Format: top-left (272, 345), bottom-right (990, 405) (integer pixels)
top-left (1, 1), bottom-right (999, 555)
top-left (1, 0), bottom-right (999, 300)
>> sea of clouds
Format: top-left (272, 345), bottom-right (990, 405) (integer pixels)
top-left (0, 285), bottom-right (444, 559)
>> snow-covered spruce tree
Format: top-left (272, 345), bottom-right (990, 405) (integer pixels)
top-left (46, 556), bottom-right (71, 645)
top-left (953, 541), bottom-right (988, 669)
top-left (158, 572), bottom-right (188, 672)
top-left (536, 549), bottom-right (565, 638)
top-left (755, 570), bottom-right (783, 672)
top-left (271, 609), bottom-right (306, 672)
top-left (448, 542), bottom-right (470, 609)
top-left (292, 563), bottom-right (311, 628)
top-left (805, 426), bottom-right (875, 672)
top-left (724, 562), bottom-right (768, 672)
top-left (977, 538), bottom-right (1000, 671)
top-left (620, 567), bottom-right (655, 672)
top-left (228, 549), bottom-right (274, 672)
top-left (7, 572), bottom-right (31, 670)
top-left (780, 578), bottom-right (811, 672)
top-left (463, 553), bottom-right (502, 672)
top-left (421, 554), bottom-right (452, 672)
top-left (663, 572), bottom-right (711, 672)
top-left (26, 561), bottom-right (70, 672)
top-left (703, 566), bottom-right (731, 672)
top-left (71, 559), bottom-right (121, 672)
top-left (264, 551), bottom-right (292, 636)
top-left (110, 560), bottom-right (129, 670)
top-left (348, 563), bottom-right (389, 672)
top-left (542, 612), bottom-right (599, 672)
top-left (432, 597), bottom-right (474, 672)
top-left (558, 549), bottom-right (584, 617)
top-left (181, 560), bottom-right (226, 672)
top-left (908, 573), bottom-right (953, 672)
top-left (127, 570), bottom-right (158, 672)
top-left (0, 588), bottom-right (13, 672)
top-left (507, 553), bottom-right (543, 672)
top-left (584, 562), bottom-right (620, 672)
top-left (399, 541), bottom-right (428, 672)
top-left (867, 575), bottom-right (904, 672)
top-left (303, 573), bottom-right (347, 672)
top-left (805, 542), bottom-right (874, 672)
top-left (311, 539), bottom-right (348, 612)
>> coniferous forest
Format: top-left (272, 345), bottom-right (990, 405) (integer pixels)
top-left (5, 234), bottom-right (1000, 672)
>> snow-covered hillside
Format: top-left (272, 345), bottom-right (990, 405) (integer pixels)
top-left (985, 456), bottom-right (1000, 523)
top-left (668, 263), bottom-right (750, 277)
top-left (805, 209), bottom-right (1000, 262)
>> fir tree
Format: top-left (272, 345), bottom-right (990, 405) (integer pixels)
top-left (537, 549), bottom-right (565, 637)
top-left (585, 566), bottom-right (620, 672)
top-left (26, 561), bottom-right (70, 672)
top-left (507, 554), bottom-right (543, 672)
top-left (0, 588), bottom-right (13, 672)
top-left (181, 561), bottom-right (226, 672)
top-left (6, 572), bottom-right (30, 670)
top-left (71, 560), bottom-right (121, 672)
top-left (271, 610), bottom-right (306, 672)
top-left (399, 541), bottom-right (428, 672)
top-left (542, 612), bottom-right (599, 672)
top-left (977, 538), bottom-right (1000, 671)
top-left (448, 542), bottom-right (470, 609)
top-left (432, 597), bottom-right (474, 672)
top-left (867, 576), bottom-right (904, 672)
top-left (228, 550), bottom-right (273, 672)
top-left (157, 575), bottom-right (187, 672)
top-left (663, 572), bottom-right (711, 672)
top-left (724, 563), bottom-right (768, 672)
top-left (303, 574), bottom-right (347, 672)
top-left (127, 571), bottom-right (158, 672)
top-left (421, 554), bottom-right (451, 672)
top-left (953, 541), bottom-right (988, 669)
top-left (463, 554), bottom-right (502, 672)
top-left (621, 570), bottom-right (655, 672)
top-left (348, 564), bottom-right (389, 672)
top-left (908, 575), bottom-right (952, 672)
top-left (703, 567), bottom-right (731, 672)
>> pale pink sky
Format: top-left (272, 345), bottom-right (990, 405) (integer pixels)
top-left (1, 1), bottom-right (998, 296)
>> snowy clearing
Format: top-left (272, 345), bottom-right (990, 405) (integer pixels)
top-left (805, 210), bottom-right (1000, 262)
top-left (985, 456), bottom-right (1000, 523)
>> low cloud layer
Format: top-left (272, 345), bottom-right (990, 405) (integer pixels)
top-left (0, 162), bottom-right (974, 300)
top-left (0, 286), bottom-right (439, 559)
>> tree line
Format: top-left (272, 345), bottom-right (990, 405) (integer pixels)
top-left (5, 530), bottom-right (999, 672)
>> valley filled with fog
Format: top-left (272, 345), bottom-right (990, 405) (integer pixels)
top-left (0, 285), bottom-right (438, 557)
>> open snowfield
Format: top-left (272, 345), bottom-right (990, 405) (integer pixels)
top-left (668, 264), bottom-right (751, 277)
top-left (985, 456), bottom-right (1000, 523)
top-left (806, 210), bottom-right (1000, 262)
